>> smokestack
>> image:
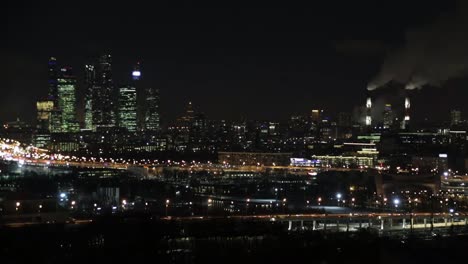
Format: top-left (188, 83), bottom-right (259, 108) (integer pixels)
top-left (402, 92), bottom-right (411, 130)
top-left (365, 92), bottom-right (372, 126)
top-left (404, 96), bottom-right (410, 121)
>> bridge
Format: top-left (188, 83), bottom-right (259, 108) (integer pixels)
top-left (163, 212), bottom-right (468, 233)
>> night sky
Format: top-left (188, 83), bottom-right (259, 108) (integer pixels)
top-left (4, 0), bottom-right (468, 125)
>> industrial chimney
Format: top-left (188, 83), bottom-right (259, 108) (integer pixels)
top-left (401, 92), bottom-right (411, 130)
top-left (365, 92), bottom-right (372, 127)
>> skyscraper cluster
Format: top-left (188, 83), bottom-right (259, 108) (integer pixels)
top-left (37, 55), bottom-right (160, 135)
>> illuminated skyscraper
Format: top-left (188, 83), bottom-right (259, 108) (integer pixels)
top-left (84, 64), bottom-right (95, 130)
top-left (118, 86), bottom-right (137, 132)
top-left (36, 100), bottom-right (54, 131)
top-left (57, 67), bottom-right (79, 132)
top-left (92, 54), bottom-right (115, 129)
top-left (132, 62), bottom-right (141, 81)
top-left (144, 88), bottom-right (160, 131)
top-left (48, 57), bottom-right (59, 105)
top-left (311, 109), bottom-right (323, 123)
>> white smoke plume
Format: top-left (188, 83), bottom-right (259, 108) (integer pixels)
top-left (367, 2), bottom-right (468, 91)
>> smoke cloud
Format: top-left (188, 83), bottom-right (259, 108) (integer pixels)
top-left (367, 2), bottom-right (468, 91)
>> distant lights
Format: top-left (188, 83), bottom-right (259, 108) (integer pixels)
top-left (132, 71), bottom-right (141, 77)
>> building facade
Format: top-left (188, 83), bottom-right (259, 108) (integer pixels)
top-left (57, 67), bottom-right (79, 132)
top-left (92, 54), bottom-right (115, 129)
top-left (144, 87), bottom-right (160, 131)
top-left (118, 86), bottom-right (137, 132)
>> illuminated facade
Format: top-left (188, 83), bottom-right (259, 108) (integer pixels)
top-left (132, 62), bottom-right (141, 81)
top-left (311, 109), bottom-right (322, 123)
top-left (92, 54), bottom-right (115, 129)
top-left (36, 100), bottom-right (54, 131)
top-left (50, 109), bottom-right (62, 133)
top-left (57, 67), bottom-right (79, 132)
top-left (84, 64), bottom-right (95, 130)
top-left (48, 57), bottom-right (58, 104)
top-left (144, 87), bottom-right (160, 131)
top-left (118, 86), bottom-right (137, 132)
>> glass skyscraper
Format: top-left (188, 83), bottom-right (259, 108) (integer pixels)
top-left (36, 100), bottom-right (54, 131)
top-left (57, 67), bottom-right (79, 132)
top-left (92, 54), bottom-right (116, 129)
top-left (118, 86), bottom-right (137, 132)
top-left (84, 64), bottom-right (95, 130)
top-left (48, 57), bottom-right (59, 105)
top-left (144, 87), bottom-right (160, 131)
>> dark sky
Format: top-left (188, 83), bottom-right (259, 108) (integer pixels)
top-left (4, 0), bottom-right (468, 125)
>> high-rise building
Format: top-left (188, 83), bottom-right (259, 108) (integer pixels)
top-left (311, 109), bottom-right (323, 123)
top-left (383, 104), bottom-right (393, 129)
top-left (92, 54), bottom-right (115, 129)
top-left (132, 62), bottom-right (141, 81)
top-left (118, 86), bottom-right (137, 132)
top-left (84, 64), bottom-right (95, 130)
top-left (57, 67), bottom-right (79, 132)
top-left (48, 57), bottom-right (59, 105)
top-left (50, 109), bottom-right (62, 133)
top-left (36, 100), bottom-right (54, 131)
top-left (451, 110), bottom-right (462, 126)
top-left (144, 88), bottom-right (160, 131)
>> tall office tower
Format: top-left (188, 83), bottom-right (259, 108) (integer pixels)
top-left (451, 110), bottom-right (462, 126)
top-left (50, 109), bottom-right (62, 133)
top-left (129, 62), bottom-right (144, 130)
top-left (84, 64), bottom-right (95, 130)
top-left (36, 100), bottom-right (54, 131)
top-left (57, 67), bottom-right (79, 132)
top-left (365, 95), bottom-right (372, 126)
top-left (48, 57), bottom-right (59, 105)
top-left (132, 62), bottom-right (141, 81)
top-left (144, 88), bottom-right (160, 131)
top-left (311, 109), bottom-right (323, 123)
top-left (118, 86), bottom-right (137, 132)
top-left (383, 104), bottom-right (393, 129)
top-left (92, 54), bottom-right (115, 129)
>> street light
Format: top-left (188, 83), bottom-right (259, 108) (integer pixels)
top-left (393, 198), bottom-right (400, 208)
top-left (336, 193), bottom-right (342, 206)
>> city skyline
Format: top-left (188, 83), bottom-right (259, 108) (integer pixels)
top-left (4, 1), bottom-right (468, 123)
top-left (3, 2), bottom-right (468, 262)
